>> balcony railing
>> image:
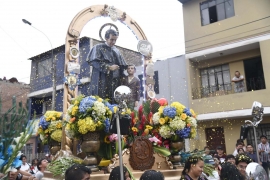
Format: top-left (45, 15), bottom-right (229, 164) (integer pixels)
top-left (192, 78), bottom-right (266, 99)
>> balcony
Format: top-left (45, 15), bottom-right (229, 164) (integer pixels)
top-left (192, 77), bottom-right (266, 99)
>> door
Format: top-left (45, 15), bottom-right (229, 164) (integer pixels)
top-left (205, 127), bottom-right (226, 153)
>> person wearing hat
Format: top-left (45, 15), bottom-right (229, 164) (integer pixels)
top-left (214, 146), bottom-right (226, 163)
top-left (202, 156), bottom-right (220, 180)
top-left (258, 135), bottom-right (270, 176)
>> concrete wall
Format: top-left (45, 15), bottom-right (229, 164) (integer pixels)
top-left (182, 0), bottom-right (270, 53)
top-left (134, 55), bottom-right (189, 107)
top-left (187, 43), bottom-right (270, 114)
top-left (190, 116), bottom-right (270, 154)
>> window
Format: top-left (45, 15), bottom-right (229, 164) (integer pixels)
top-left (36, 58), bottom-right (53, 78)
top-left (201, 0), bottom-right (235, 26)
top-left (43, 99), bottom-right (52, 113)
top-left (243, 56), bottom-right (266, 91)
top-left (247, 123), bottom-right (270, 151)
top-left (200, 64), bottom-right (231, 97)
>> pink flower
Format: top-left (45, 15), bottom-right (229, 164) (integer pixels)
top-left (109, 134), bottom-right (118, 142)
top-left (149, 136), bottom-right (161, 143)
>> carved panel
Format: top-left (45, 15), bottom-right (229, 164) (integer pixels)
top-left (129, 136), bottom-right (155, 171)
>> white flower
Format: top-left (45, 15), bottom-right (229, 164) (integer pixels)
top-left (169, 116), bottom-right (186, 131)
top-left (153, 112), bottom-right (160, 125)
top-left (64, 113), bottom-right (71, 122)
top-left (14, 137), bottom-right (21, 144)
top-left (94, 101), bottom-right (106, 117)
top-left (189, 117), bottom-right (197, 127)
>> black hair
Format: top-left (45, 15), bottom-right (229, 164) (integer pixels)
top-left (140, 170), bottom-right (164, 180)
top-left (65, 164), bottom-right (91, 180)
top-left (19, 155), bottom-right (27, 161)
top-left (236, 142), bottom-right (243, 147)
top-left (235, 154), bottom-right (252, 165)
top-left (260, 135), bottom-right (267, 139)
top-left (37, 158), bottom-right (47, 171)
top-left (237, 148), bottom-right (245, 154)
top-left (31, 158), bottom-right (38, 165)
top-left (182, 155), bottom-right (204, 176)
top-left (235, 71), bottom-right (240, 74)
top-left (246, 144), bottom-right (253, 147)
top-left (128, 64), bottom-right (136, 71)
top-left (236, 139), bottom-right (244, 143)
top-left (225, 154), bottom-right (235, 162)
top-left (105, 29), bottom-right (119, 39)
top-left (109, 166), bottom-right (130, 180)
top-left (204, 146), bottom-right (210, 151)
top-left (220, 162), bottom-right (245, 180)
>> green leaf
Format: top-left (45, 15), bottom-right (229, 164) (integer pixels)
top-left (153, 146), bottom-right (171, 157)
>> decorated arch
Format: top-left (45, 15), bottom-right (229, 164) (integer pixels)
top-left (62, 4), bottom-right (153, 150)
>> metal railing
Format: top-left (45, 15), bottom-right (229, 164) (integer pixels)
top-left (192, 79), bottom-right (265, 99)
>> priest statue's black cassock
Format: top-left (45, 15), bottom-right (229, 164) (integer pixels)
top-left (86, 40), bottom-right (128, 103)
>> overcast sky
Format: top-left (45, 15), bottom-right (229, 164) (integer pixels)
top-left (0, 0), bottom-right (184, 83)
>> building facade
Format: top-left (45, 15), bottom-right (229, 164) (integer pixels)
top-left (179, 0), bottom-right (270, 153)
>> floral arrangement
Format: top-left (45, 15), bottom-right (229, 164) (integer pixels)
top-left (65, 95), bottom-right (117, 138)
top-left (129, 98), bottom-right (198, 155)
top-left (47, 157), bottom-right (83, 177)
top-left (37, 111), bottom-right (63, 144)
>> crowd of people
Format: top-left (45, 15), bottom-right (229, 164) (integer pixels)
top-left (182, 135), bottom-right (269, 180)
top-left (4, 135), bottom-right (269, 180)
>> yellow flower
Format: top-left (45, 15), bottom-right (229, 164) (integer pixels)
top-left (165, 117), bottom-right (170, 122)
top-left (190, 127), bottom-right (197, 138)
top-left (38, 127), bottom-right (43, 134)
top-left (97, 121), bottom-right (102, 126)
top-left (146, 125), bottom-right (153, 130)
top-left (144, 129), bottom-right (149, 135)
top-left (158, 106), bottom-right (165, 114)
top-left (190, 109), bottom-right (197, 118)
top-left (74, 100), bottom-right (79, 106)
top-left (98, 98), bottom-right (103, 102)
top-left (56, 112), bottom-right (62, 118)
top-left (45, 117), bottom-right (50, 121)
top-left (56, 122), bottom-right (62, 129)
top-left (51, 117), bottom-right (56, 121)
top-left (72, 106), bottom-right (78, 116)
top-left (181, 113), bottom-right (187, 120)
top-left (104, 136), bottom-right (110, 144)
top-left (132, 127), bottom-right (138, 132)
top-left (159, 118), bottom-right (166, 125)
top-left (171, 102), bottom-right (186, 115)
top-left (44, 129), bottom-right (49, 133)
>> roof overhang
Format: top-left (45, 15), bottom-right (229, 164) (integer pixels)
top-left (178, 0), bottom-right (192, 4)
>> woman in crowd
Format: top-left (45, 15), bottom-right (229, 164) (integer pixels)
top-left (109, 166), bottom-right (132, 180)
top-left (180, 155), bottom-right (207, 180)
top-left (30, 158), bottom-right (39, 174)
top-left (220, 162), bottom-right (245, 180)
top-left (139, 170), bottom-right (164, 180)
top-left (237, 148), bottom-right (245, 155)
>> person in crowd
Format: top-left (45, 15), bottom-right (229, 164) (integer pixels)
top-left (233, 142), bottom-right (244, 156)
top-left (214, 146), bottom-right (226, 163)
top-left (19, 155), bottom-right (30, 172)
top-left (139, 170), bottom-right (164, 180)
top-left (235, 154), bottom-right (252, 178)
top-left (203, 146), bottom-right (211, 157)
top-left (245, 144), bottom-right (258, 163)
top-left (33, 158), bottom-right (48, 180)
top-left (30, 158), bottom-right (39, 174)
top-left (220, 162), bottom-right (245, 180)
top-left (8, 166), bottom-right (35, 180)
top-left (109, 166), bottom-right (131, 180)
top-left (231, 71), bottom-right (245, 93)
top-left (258, 135), bottom-right (270, 176)
top-left (121, 64), bottom-right (141, 110)
top-left (65, 164), bottom-right (91, 180)
top-left (180, 155), bottom-right (206, 180)
top-left (237, 148), bottom-right (245, 155)
top-left (225, 154), bottom-right (236, 165)
top-left (202, 156), bottom-right (220, 180)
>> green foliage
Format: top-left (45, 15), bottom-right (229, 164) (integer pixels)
top-left (0, 96), bottom-right (29, 155)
